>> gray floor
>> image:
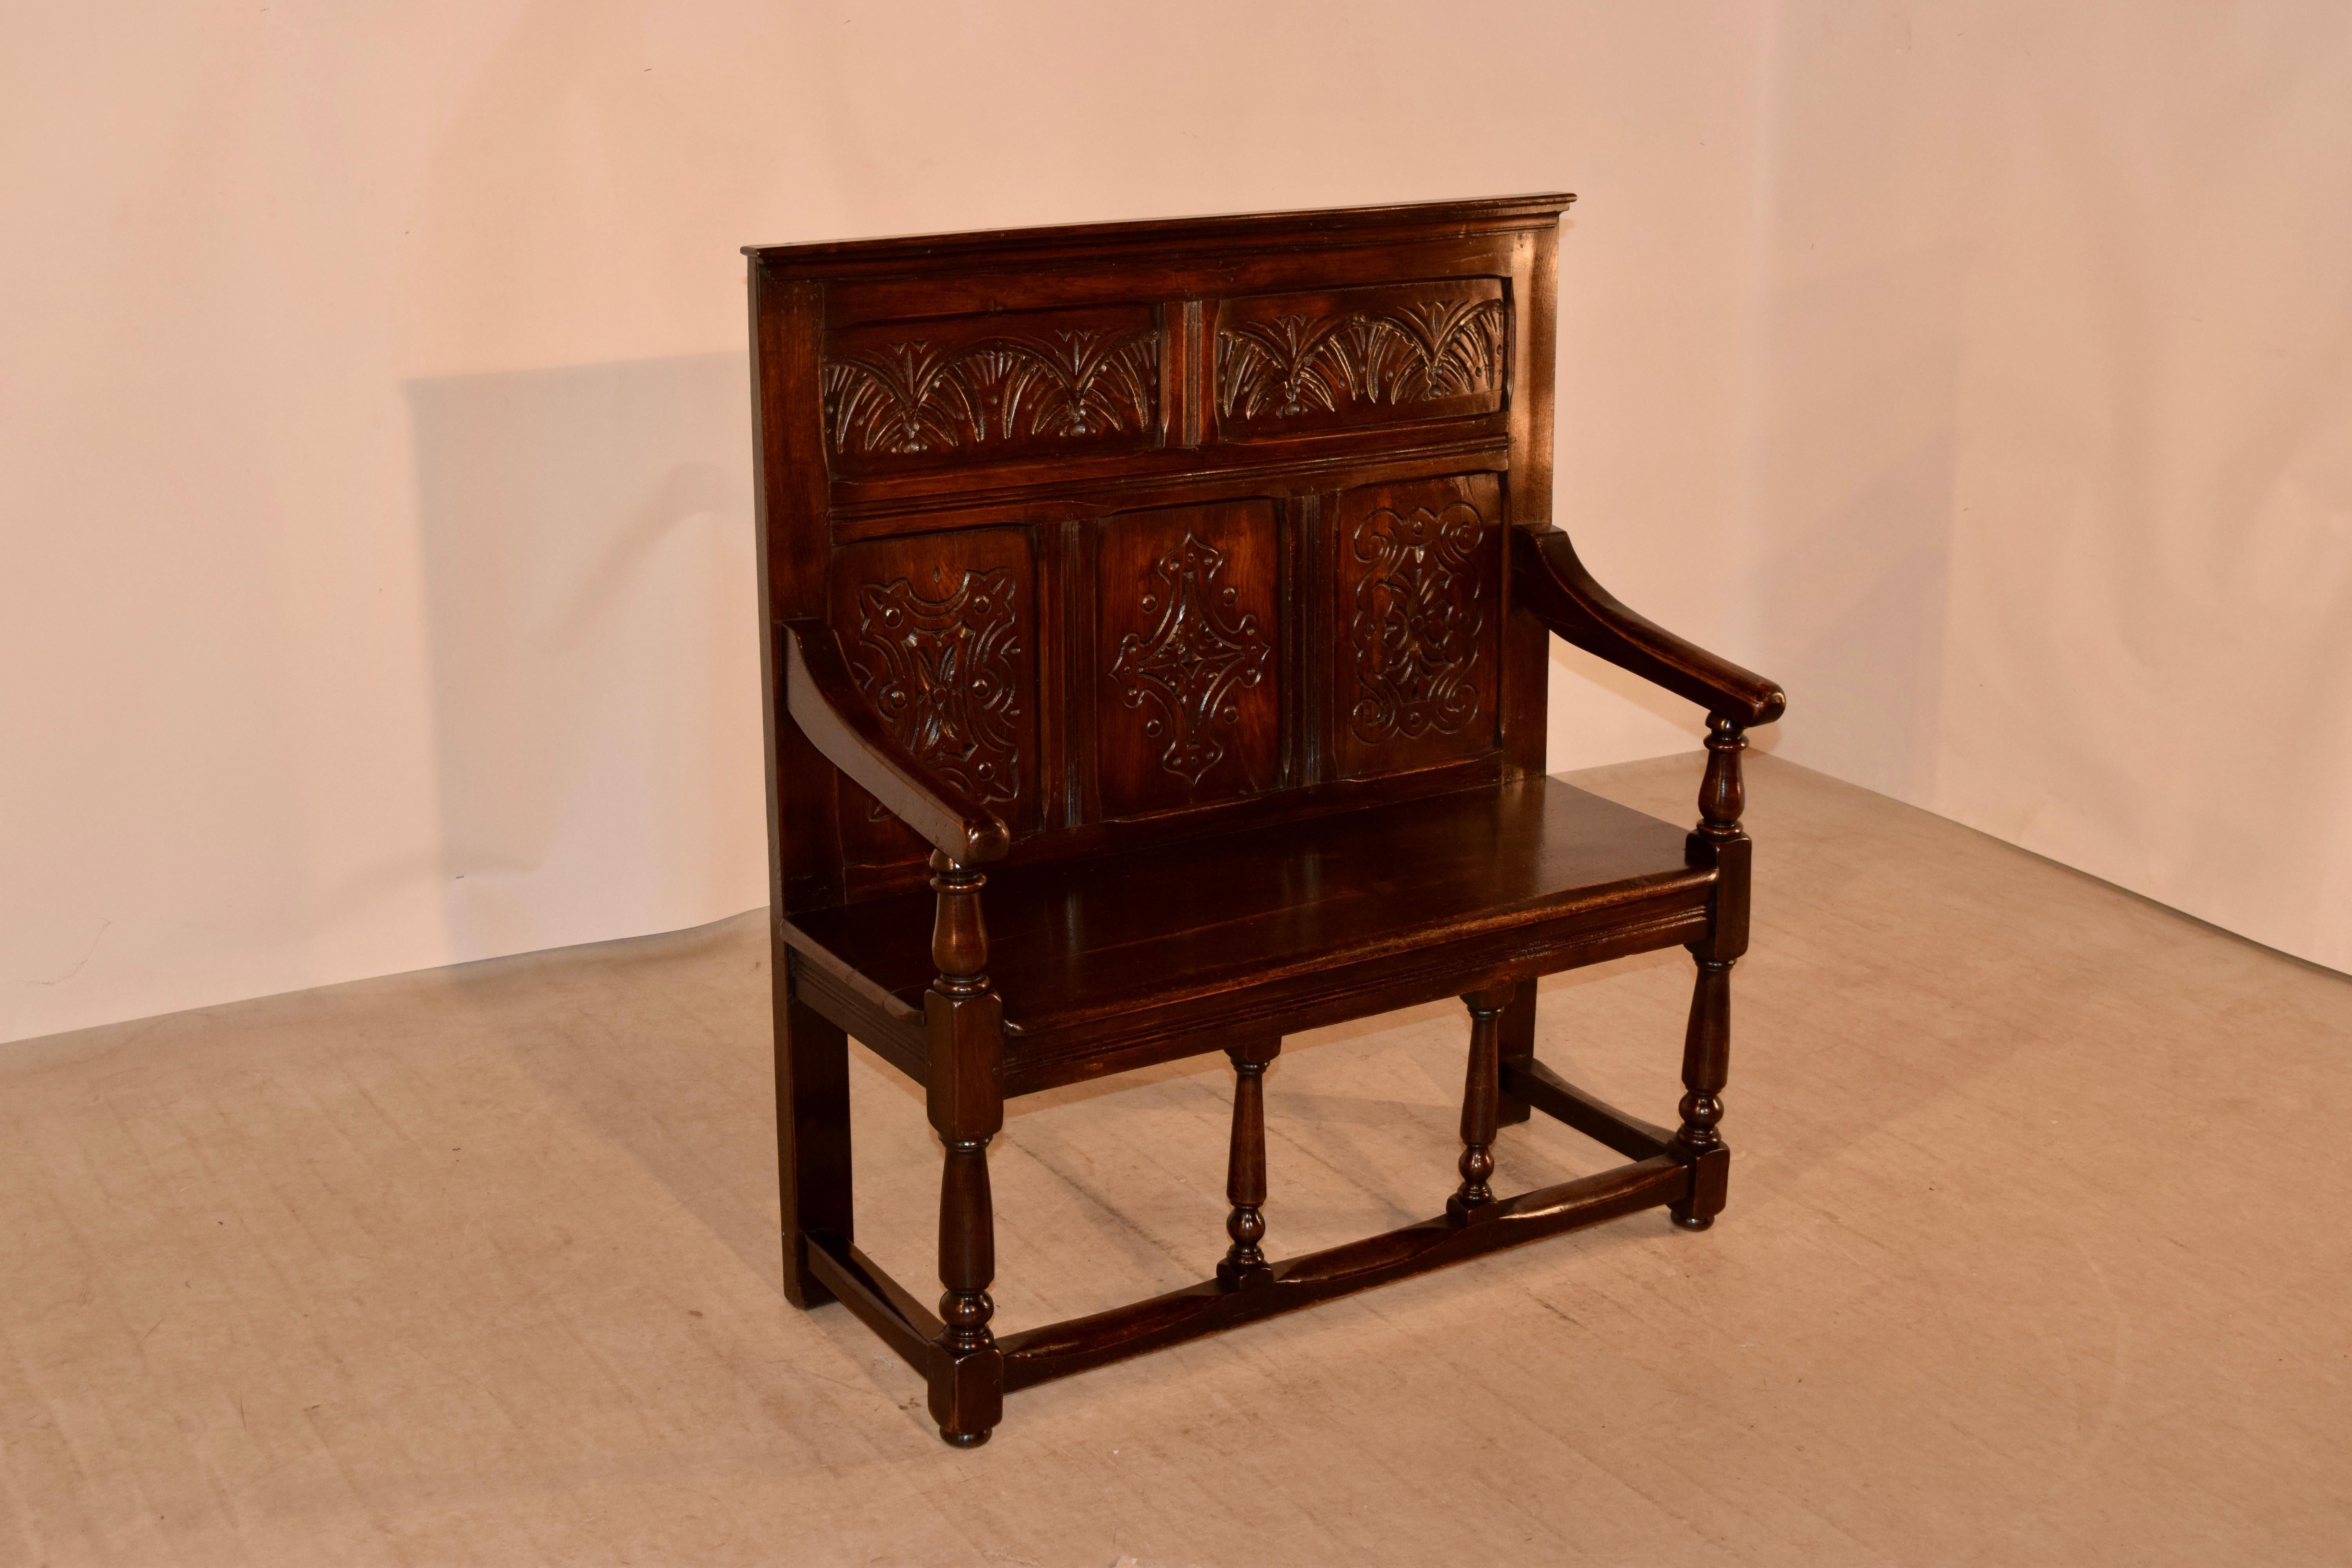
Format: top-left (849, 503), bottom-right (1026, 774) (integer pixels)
top-left (2, 755), bottom-right (2345, 1566)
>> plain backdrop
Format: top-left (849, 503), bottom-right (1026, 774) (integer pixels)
top-left (3, 1), bottom-right (2347, 1046)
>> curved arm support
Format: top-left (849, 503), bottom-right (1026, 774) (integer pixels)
top-left (1510, 527), bottom-right (1786, 728)
top-left (781, 621), bottom-right (1013, 865)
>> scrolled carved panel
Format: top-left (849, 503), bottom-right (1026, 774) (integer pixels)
top-left (829, 529), bottom-right (1039, 868)
top-left (1095, 501), bottom-right (1281, 818)
top-left (1333, 474), bottom-right (1501, 780)
top-left (1214, 278), bottom-right (1507, 441)
top-left (823, 304), bottom-right (1160, 475)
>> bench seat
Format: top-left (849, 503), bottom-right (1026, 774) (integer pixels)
top-left (788, 777), bottom-right (1712, 1094)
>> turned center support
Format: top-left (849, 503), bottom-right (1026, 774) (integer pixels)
top-left (1219, 1040), bottom-right (1278, 1289)
top-left (1452, 987), bottom-right (1512, 1221)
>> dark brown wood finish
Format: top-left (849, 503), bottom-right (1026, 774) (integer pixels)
top-left (1218, 1039), bottom-right (1278, 1289)
top-left (829, 527), bottom-right (1039, 873)
top-left (1213, 277), bottom-right (1508, 441)
top-left (775, 988), bottom-right (851, 1309)
top-left (1333, 473), bottom-right (1502, 779)
top-left (922, 848), bottom-right (1003, 1445)
top-left (1492, 979), bottom-right (1540, 1127)
top-left (1452, 987), bottom-right (1509, 1217)
top-left (1095, 501), bottom-right (1282, 817)
top-left (746, 196), bottom-right (1786, 1445)
top-left (822, 303), bottom-right (1160, 477)
top-left (998, 1156), bottom-right (1692, 1391)
top-left (788, 775), bottom-right (1717, 1093)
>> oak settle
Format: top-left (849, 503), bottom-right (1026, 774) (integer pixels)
top-left (744, 196), bottom-right (1786, 1445)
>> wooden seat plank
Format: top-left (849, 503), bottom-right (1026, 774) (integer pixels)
top-left (789, 776), bottom-right (1711, 1089)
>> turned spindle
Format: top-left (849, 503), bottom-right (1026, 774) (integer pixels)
top-left (1451, 992), bottom-right (1505, 1220)
top-left (930, 853), bottom-right (990, 1000)
top-left (1695, 712), bottom-right (1746, 846)
top-left (1670, 957), bottom-right (1733, 1229)
top-left (937, 1138), bottom-right (995, 1353)
top-left (1673, 715), bottom-right (1748, 1231)
top-left (925, 851), bottom-right (1004, 1446)
top-left (1218, 1043), bottom-right (1276, 1288)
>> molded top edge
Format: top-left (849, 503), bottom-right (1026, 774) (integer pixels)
top-left (742, 193), bottom-right (1575, 271)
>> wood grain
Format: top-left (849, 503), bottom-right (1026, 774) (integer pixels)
top-left (746, 194), bottom-right (1790, 1445)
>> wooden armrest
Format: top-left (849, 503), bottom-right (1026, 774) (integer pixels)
top-left (782, 621), bottom-right (1013, 864)
top-left (1510, 527), bottom-right (1786, 728)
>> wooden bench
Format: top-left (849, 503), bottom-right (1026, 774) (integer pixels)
top-left (744, 195), bottom-right (1785, 1445)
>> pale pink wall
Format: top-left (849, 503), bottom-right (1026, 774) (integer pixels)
top-left (6, 3), bottom-right (2344, 1045)
top-left (0, 2), bottom-right (1765, 1043)
top-left (1742, 3), bottom-right (2352, 972)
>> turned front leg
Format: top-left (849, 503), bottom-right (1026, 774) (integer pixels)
top-left (1674, 714), bottom-right (1749, 1230)
top-left (924, 851), bottom-right (1005, 1446)
top-left (1218, 1040), bottom-right (1278, 1289)
top-left (1671, 957), bottom-right (1733, 1229)
top-left (1451, 988), bottom-right (1512, 1220)
top-left (937, 1136), bottom-right (995, 1351)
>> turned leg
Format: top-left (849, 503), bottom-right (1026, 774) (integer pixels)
top-left (924, 853), bottom-right (1005, 1447)
top-left (1673, 714), bottom-right (1749, 1231)
top-left (776, 947), bottom-right (852, 1309)
top-left (1492, 981), bottom-right (1539, 1127)
top-left (1451, 987), bottom-right (1512, 1220)
top-left (1670, 956), bottom-right (1733, 1229)
top-left (934, 1132), bottom-right (997, 1439)
top-left (1218, 1040), bottom-right (1278, 1289)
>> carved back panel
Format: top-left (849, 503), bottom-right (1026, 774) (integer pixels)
top-left (748, 196), bottom-right (1571, 909)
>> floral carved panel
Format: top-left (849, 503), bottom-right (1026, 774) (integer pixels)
top-left (1095, 502), bottom-right (1281, 817)
top-left (829, 530), bottom-right (1037, 865)
top-left (851, 568), bottom-right (1024, 807)
top-left (1333, 475), bottom-right (1501, 779)
top-left (1110, 533), bottom-right (1271, 789)
top-left (1348, 504), bottom-right (1485, 744)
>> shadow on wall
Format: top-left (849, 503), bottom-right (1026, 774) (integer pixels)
top-left (406, 353), bottom-right (771, 966)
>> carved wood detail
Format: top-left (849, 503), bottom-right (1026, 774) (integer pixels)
top-left (848, 567), bottom-right (1025, 809)
top-left (1347, 501), bottom-right (1486, 746)
top-left (823, 312), bottom-right (1159, 468)
top-left (1332, 474), bottom-right (1500, 779)
top-left (1215, 280), bottom-right (1506, 438)
top-left (1093, 501), bottom-right (1282, 819)
top-left (1109, 534), bottom-right (1271, 788)
top-left (753, 198), bottom-right (1802, 1449)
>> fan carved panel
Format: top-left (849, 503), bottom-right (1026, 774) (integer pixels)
top-left (1215, 279), bottom-right (1506, 439)
top-left (823, 305), bottom-right (1160, 473)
